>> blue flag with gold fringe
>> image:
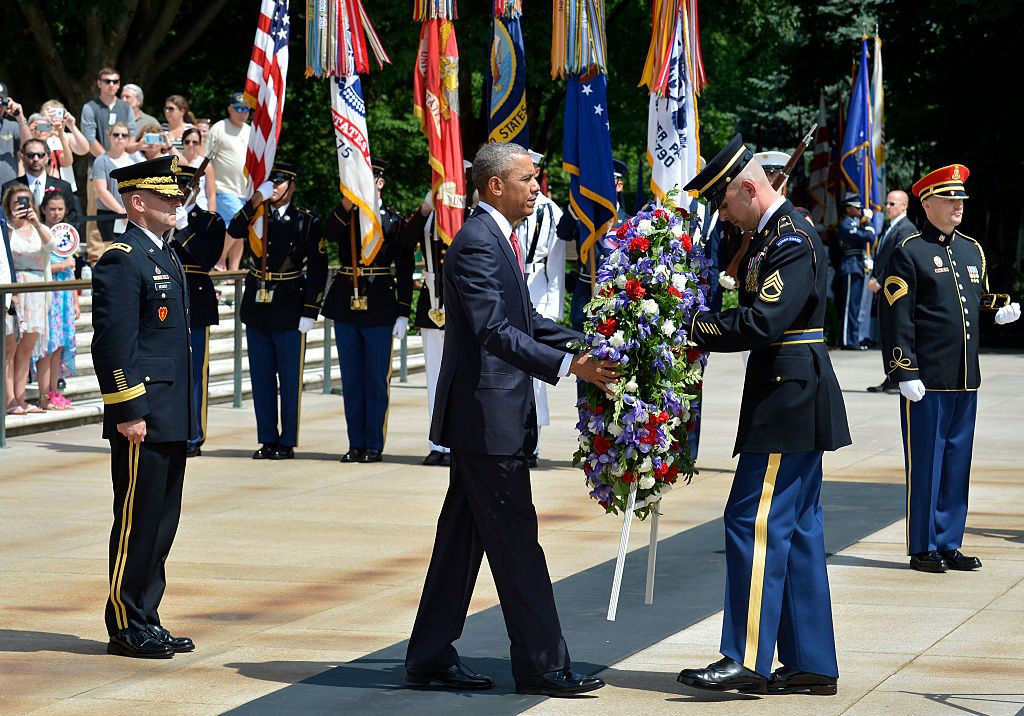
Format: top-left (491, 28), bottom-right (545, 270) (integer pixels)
top-left (487, 8), bottom-right (529, 146)
top-left (840, 37), bottom-right (881, 225)
top-left (563, 71), bottom-right (616, 263)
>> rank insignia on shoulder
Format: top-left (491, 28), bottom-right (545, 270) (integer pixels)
top-left (884, 276), bottom-right (909, 305)
top-left (759, 269), bottom-right (784, 303)
top-left (774, 234), bottom-right (803, 248)
top-left (105, 242), bottom-right (132, 254)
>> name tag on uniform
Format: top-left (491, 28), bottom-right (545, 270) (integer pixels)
top-left (934, 267), bottom-right (949, 274)
top-left (154, 281), bottom-right (171, 290)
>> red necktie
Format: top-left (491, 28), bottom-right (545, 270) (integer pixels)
top-left (509, 231), bottom-right (524, 276)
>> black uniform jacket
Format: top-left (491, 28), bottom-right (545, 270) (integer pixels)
top-left (689, 199), bottom-right (851, 456)
top-left (402, 209), bottom-right (451, 329)
top-left (174, 207), bottom-right (225, 329)
top-left (322, 203), bottom-right (414, 326)
top-left (871, 216), bottom-right (918, 283)
top-left (879, 221), bottom-right (989, 391)
top-left (91, 224), bottom-right (194, 442)
top-left (429, 209), bottom-right (582, 456)
top-left (228, 199), bottom-right (327, 333)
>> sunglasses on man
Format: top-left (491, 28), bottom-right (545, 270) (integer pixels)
top-left (23, 151), bottom-right (47, 159)
top-left (111, 132), bottom-right (130, 138)
top-left (100, 78), bottom-right (120, 85)
top-left (231, 105), bottom-right (251, 113)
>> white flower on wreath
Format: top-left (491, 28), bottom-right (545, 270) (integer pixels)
top-left (654, 264), bottom-right (669, 279)
top-left (636, 219), bottom-right (653, 235)
top-left (624, 379), bottom-right (638, 393)
top-left (639, 475), bottom-right (656, 490)
top-left (641, 299), bottom-right (659, 316)
top-left (609, 331), bottom-right (625, 348)
top-left (640, 456), bottom-right (653, 473)
top-left (607, 422), bottom-right (624, 437)
top-left (671, 223), bottom-right (684, 238)
top-left (608, 250), bottom-right (622, 266)
top-left (614, 274), bottom-right (628, 288)
top-left (661, 319), bottom-right (677, 336)
top-left (671, 274), bottom-right (687, 291)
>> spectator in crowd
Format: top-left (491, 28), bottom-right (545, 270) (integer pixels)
top-left (2, 205), bottom-right (17, 409)
top-left (33, 192), bottom-right (78, 410)
top-left (91, 123), bottom-right (137, 245)
top-left (2, 184), bottom-right (55, 415)
top-left (180, 127), bottom-right (216, 212)
top-left (2, 138), bottom-right (83, 236)
top-left (132, 122), bottom-right (171, 162)
top-left (207, 92), bottom-right (251, 270)
top-left (1, 81), bottom-right (31, 187)
top-left (120, 84), bottom-right (160, 137)
top-left (81, 68), bottom-right (136, 264)
top-left (195, 117), bottom-right (211, 153)
top-left (39, 100), bottom-right (90, 190)
top-left (163, 94), bottom-right (195, 153)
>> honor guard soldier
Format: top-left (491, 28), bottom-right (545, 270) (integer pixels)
top-left (92, 156), bottom-right (196, 659)
top-left (227, 161), bottom-right (327, 460)
top-left (835, 193), bottom-right (875, 349)
top-left (172, 165), bottom-right (226, 458)
top-left (676, 135), bottom-right (851, 696)
top-left (323, 158), bottom-right (414, 463)
top-left (880, 164), bottom-right (1020, 573)
top-left (515, 150), bottom-right (565, 465)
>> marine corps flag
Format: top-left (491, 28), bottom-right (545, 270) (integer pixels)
top-left (332, 75), bottom-right (382, 264)
top-left (413, 1), bottom-right (466, 245)
top-left (487, 1), bottom-right (529, 146)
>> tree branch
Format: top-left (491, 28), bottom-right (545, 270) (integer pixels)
top-left (104, 0), bottom-right (143, 65)
top-left (16, 0), bottom-right (77, 101)
top-left (122, 0), bottom-right (184, 76)
top-left (146, 0), bottom-right (234, 82)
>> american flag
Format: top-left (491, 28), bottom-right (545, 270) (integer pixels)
top-left (243, 0), bottom-right (290, 246)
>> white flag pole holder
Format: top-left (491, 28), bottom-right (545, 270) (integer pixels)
top-left (607, 486), bottom-right (662, 621)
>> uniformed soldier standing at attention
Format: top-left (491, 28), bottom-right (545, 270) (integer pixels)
top-left (173, 165), bottom-right (226, 458)
top-left (880, 164), bottom-right (1020, 573)
top-left (227, 162), bottom-right (327, 460)
top-left (92, 155), bottom-right (196, 658)
top-left (323, 159), bottom-right (414, 463)
top-left (676, 135), bottom-right (851, 696)
top-left (834, 193), bottom-right (875, 349)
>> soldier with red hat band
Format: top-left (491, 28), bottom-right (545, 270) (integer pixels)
top-left (880, 164), bottom-right (1020, 573)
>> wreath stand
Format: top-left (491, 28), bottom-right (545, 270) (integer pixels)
top-left (606, 484), bottom-right (660, 620)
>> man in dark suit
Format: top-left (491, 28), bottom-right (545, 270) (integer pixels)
top-left (405, 143), bottom-right (617, 696)
top-left (92, 155), bottom-right (195, 659)
top-left (866, 189), bottom-right (917, 393)
top-left (2, 138), bottom-right (83, 235)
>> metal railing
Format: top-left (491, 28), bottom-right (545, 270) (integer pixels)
top-left (1, 267), bottom-right (411, 448)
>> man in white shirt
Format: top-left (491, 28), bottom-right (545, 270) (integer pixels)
top-left (207, 93), bottom-right (252, 270)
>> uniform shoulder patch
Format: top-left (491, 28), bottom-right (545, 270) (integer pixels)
top-left (774, 234), bottom-right (804, 248)
top-left (758, 269), bottom-right (784, 303)
top-left (883, 275), bottom-right (909, 305)
top-left (104, 242), bottom-right (133, 254)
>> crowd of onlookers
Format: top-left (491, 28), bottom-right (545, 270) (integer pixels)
top-left (1, 67), bottom-right (253, 415)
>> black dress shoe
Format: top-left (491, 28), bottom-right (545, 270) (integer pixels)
top-left (909, 551), bottom-right (948, 573)
top-left (441, 452), bottom-right (451, 466)
top-left (940, 549), bottom-right (982, 570)
top-left (361, 449), bottom-right (383, 463)
top-left (405, 662), bottom-right (494, 690)
top-left (340, 448), bottom-right (365, 463)
top-left (107, 627), bottom-right (173, 659)
top-left (148, 624), bottom-right (195, 653)
top-left (515, 667), bottom-right (605, 696)
top-left (252, 444), bottom-right (276, 460)
top-left (271, 445), bottom-right (295, 460)
top-left (767, 665), bottom-right (837, 695)
top-left (422, 450), bottom-right (446, 466)
top-left (528, 454), bottom-right (538, 468)
top-left (185, 445), bottom-right (201, 458)
top-left (677, 657), bottom-right (767, 693)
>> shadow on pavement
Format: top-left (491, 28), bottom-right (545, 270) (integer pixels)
top-left (897, 691), bottom-right (1024, 716)
top-left (965, 527), bottom-right (1024, 545)
top-left (826, 554), bottom-right (908, 570)
top-left (0, 629), bottom-right (107, 655)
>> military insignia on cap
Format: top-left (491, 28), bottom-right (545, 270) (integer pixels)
top-left (884, 276), bottom-right (909, 305)
top-left (758, 270), bottom-right (784, 303)
top-left (952, 165), bottom-right (961, 181)
top-left (158, 306), bottom-right (168, 322)
top-left (933, 256), bottom-right (943, 268)
top-left (170, 155), bottom-right (179, 173)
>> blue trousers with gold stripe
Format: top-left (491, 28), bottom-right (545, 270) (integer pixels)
top-left (335, 323), bottom-right (394, 452)
top-left (900, 392), bottom-right (977, 555)
top-left (246, 326), bottom-right (305, 448)
top-left (721, 451), bottom-right (838, 678)
top-left (105, 436), bottom-right (186, 636)
top-left (187, 327), bottom-right (210, 450)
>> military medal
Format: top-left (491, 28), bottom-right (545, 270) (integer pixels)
top-left (428, 308), bottom-right (446, 327)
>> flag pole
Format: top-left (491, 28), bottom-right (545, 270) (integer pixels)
top-left (258, 198), bottom-right (270, 302)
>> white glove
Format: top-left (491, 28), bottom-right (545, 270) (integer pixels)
top-left (718, 271), bottom-right (737, 290)
top-left (256, 180), bottom-right (275, 201)
top-left (899, 379), bottom-right (926, 402)
top-left (995, 302), bottom-right (1021, 325)
top-left (392, 316), bottom-right (409, 339)
top-left (298, 317), bottom-right (315, 334)
top-left (864, 257), bottom-right (874, 272)
top-left (862, 208), bottom-right (874, 221)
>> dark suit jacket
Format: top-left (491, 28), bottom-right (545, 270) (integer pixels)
top-left (429, 208), bottom-right (582, 456)
top-left (2, 174), bottom-right (84, 235)
top-left (872, 215), bottom-right (918, 281)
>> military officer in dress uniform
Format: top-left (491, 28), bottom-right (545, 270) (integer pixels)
top-left (676, 135), bottom-right (851, 696)
top-left (834, 193), bottom-right (875, 349)
top-left (92, 156), bottom-right (196, 658)
top-left (323, 159), bottom-right (414, 463)
top-left (515, 150), bottom-right (565, 466)
top-left (880, 164), bottom-right (1020, 573)
top-left (172, 165), bottom-right (226, 458)
top-left (227, 161), bottom-right (327, 460)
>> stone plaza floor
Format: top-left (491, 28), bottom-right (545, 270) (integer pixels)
top-left (1, 347), bottom-right (1022, 715)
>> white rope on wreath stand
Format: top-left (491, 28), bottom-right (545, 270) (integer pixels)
top-left (606, 485), bottom-right (661, 620)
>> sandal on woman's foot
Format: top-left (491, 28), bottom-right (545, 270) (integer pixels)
top-left (6, 404), bottom-right (27, 415)
top-left (23, 404), bottom-right (45, 414)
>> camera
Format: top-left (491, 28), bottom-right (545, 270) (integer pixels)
top-left (17, 196), bottom-right (31, 211)
top-left (143, 132), bottom-right (163, 145)
top-left (52, 108), bottom-right (65, 119)
top-left (36, 121), bottom-right (53, 133)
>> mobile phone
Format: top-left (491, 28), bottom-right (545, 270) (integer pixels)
top-left (17, 196), bottom-right (31, 211)
top-left (36, 121), bottom-right (53, 133)
top-left (53, 108), bottom-right (65, 119)
top-left (144, 132), bottom-right (163, 145)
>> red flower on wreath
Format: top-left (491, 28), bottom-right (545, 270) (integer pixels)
top-left (622, 470), bottom-right (637, 483)
top-left (625, 280), bottom-right (646, 300)
top-left (629, 236), bottom-right (650, 252)
top-left (593, 434), bottom-right (612, 454)
top-left (667, 285), bottom-right (682, 298)
top-left (597, 317), bottom-right (618, 337)
top-left (654, 208), bottom-right (670, 222)
top-left (640, 429), bottom-right (658, 445)
top-left (681, 233), bottom-right (693, 253)
top-left (686, 348), bottom-right (703, 363)
top-left (616, 223), bottom-right (629, 239)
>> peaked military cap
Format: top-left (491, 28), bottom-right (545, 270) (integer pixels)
top-left (268, 161), bottom-right (299, 184)
top-left (683, 133), bottom-right (753, 212)
top-left (371, 158), bottom-right (388, 177)
top-left (753, 150), bottom-right (791, 174)
top-left (527, 149), bottom-right (544, 165)
top-left (841, 192), bottom-right (863, 209)
top-left (912, 164), bottom-right (970, 201)
top-left (111, 155), bottom-right (185, 197)
top-left (612, 158), bottom-right (628, 178)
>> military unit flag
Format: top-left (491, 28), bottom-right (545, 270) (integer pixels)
top-left (840, 36), bottom-right (881, 226)
top-left (332, 75), bottom-right (383, 264)
top-left (871, 33), bottom-right (885, 233)
top-left (487, 1), bottom-right (530, 147)
top-left (809, 91), bottom-right (836, 228)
